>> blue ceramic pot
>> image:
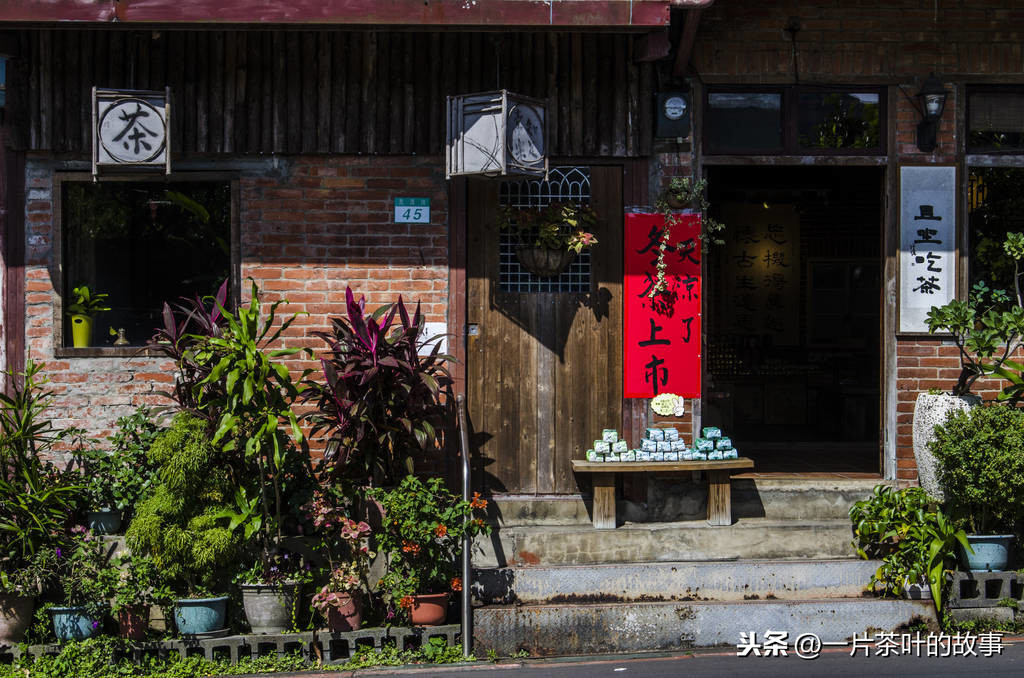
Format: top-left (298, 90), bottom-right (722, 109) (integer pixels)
top-left (50, 605), bottom-right (101, 641)
top-left (173, 596), bottom-right (229, 635)
top-left (86, 509), bottom-right (122, 535)
top-left (962, 534), bottom-right (1015, 571)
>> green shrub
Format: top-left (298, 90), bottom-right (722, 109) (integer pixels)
top-left (125, 413), bottom-right (237, 595)
top-left (929, 404), bottom-right (1024, 534)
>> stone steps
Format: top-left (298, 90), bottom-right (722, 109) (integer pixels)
top-left (473, 517), bottom-right (858, 568)
top-left (489, 478), bottom-right (886, 527)
top-left (473, 558), bottom-right (880, 605)
top-left (472, 598), bottom-right (938, 656)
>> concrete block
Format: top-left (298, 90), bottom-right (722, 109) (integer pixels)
top-left (948, 571), bottom-right (1023, 609)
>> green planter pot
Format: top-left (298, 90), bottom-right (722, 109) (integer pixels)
top-left (173, 596), bottom-right (229, 636)
top-left (962, 534), bottom-right (1015, 572)
top-left (70, 314), bottom-right (94, 348)
top-left (50, 605), bottom-right (102, 642)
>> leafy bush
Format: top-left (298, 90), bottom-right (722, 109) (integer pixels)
top-left (369, 476), bottom-right (489, 621)
top-left (929, 404), bottom-right (1024, 534)
top-left (0, 359), bottom-right (85, 575)
top-left (79, 408), bottom-right (162, 515)
top-left (303, 288), bottom-right (453, 485)
top-left (850, 484), bottom-right (969, 611)
top-left (125, 413), bottom-right (237, 595)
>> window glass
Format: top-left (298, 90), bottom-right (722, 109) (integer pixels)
top-left (797, 92), bottom-right (880, 150)
top-left (706, 93), bottom-right (783, 154)
top-left (968, 167), bottom-right (1024, 292)
top-left (0, 57), bottom-right (6, 108)
top-left (968, 91), bottom-right (1024, 151)
top-left (62, 180), bottom-right (231, 347)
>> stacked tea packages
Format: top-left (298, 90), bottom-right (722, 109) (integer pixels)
top-left (584, 427), bottom-right (740, 462)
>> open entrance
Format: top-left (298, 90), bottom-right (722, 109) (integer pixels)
top-left (703, 166), bottom-right (884, 474)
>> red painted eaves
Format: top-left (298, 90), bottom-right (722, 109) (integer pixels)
top-left (0, 0), bottom-right (696, 27)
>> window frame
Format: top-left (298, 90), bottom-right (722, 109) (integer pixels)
top-left (966, 84), bottom-right (1024, 154)
top-left (52, 171), bottom-right (240, 358)
top-left (703, 84), bottom-right (888, 157)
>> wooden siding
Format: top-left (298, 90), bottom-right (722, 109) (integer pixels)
top-left (16, 29), bottom-right (653, 158)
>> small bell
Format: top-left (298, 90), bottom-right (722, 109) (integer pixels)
top-left (113, 328), bottom-right (129, 346)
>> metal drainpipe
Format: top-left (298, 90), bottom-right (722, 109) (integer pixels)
top-left (457, 394), bottom-right (472, 657)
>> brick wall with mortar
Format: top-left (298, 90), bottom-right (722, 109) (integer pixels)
top-left (24, 155), bottom-right (449, 453)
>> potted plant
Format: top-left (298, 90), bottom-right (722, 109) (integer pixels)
top-left (498, 201), bottom-right (598, 277)
top-left (125, 413), bottom-right (238, 636)
top-left (929, 404), bottom-right (1024, 571)
top-left (917, 234), bottom-right (1024, 496)
top-left (305, 489), bottom-right (373, 632)
top-left (0, 549), bottom-right (57, 645)
top-left (370, 476), bottom-right (489, 626)
top-left (235, 551), bottom-right (310, 635)
top-left (50, 528), bottom-right (117, 642)
top-left (849, 484), bottom-right (969, 611)
top-left (302, 288), bottom-right (454, 486)
top-left (65, 284), bottom-right (111, 348)
top-left (103, 553), bottom-right (173, 640)
top-left (0, 360), bottom-right (87, 643)
top-left (647, 176), bottom-right (726, 297)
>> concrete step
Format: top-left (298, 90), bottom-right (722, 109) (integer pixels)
top-left (491, 478), bottom-right (886, 526)
top-left (473, 558), bottom-right (880, 605)
top-left (473, 598), bottom-right (938, 656)
top-left (472, 518), bottom-right (858, 568)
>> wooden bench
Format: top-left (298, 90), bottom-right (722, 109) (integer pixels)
top-left (570, 458), bottom-right (755, 529)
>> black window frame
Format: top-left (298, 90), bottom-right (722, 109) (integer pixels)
top-left (53, 171), bottom-right (240, 358)
top-left (704, 85), bottom-right (887, 157)
top-left (966, 85), bottom-right (1024, 154)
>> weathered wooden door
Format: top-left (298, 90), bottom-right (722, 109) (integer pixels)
top-left (467, 166), bottom-right (623, 494)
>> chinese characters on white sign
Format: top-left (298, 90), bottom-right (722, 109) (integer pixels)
top-left (899, 165), bottom-right (956, 332)
top-left (93, 87), bottom-right (170, 177)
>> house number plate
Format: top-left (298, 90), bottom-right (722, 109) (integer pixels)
top-left (394, 197), bottom-right (430, 224)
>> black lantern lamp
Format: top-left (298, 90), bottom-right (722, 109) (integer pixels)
top-left (915, 73), bottom-right (949, 153)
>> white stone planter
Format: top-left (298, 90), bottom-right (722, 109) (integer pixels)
top-left (911, 392), bottom-right (980, 500)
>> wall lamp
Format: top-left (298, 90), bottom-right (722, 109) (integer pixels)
top-left (915, 73), bottom-right (949, 153)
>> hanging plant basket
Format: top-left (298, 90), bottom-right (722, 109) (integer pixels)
top-left (515, 245), bottom-right (576, 277)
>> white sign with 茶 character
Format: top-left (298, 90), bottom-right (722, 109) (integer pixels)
top-left (93, 87), bottom-right (171, 177)
top-left (899, 165), bottom-right (956, 333)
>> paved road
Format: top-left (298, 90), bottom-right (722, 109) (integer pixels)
top-left (293, 637), bottom-right (1024, 678)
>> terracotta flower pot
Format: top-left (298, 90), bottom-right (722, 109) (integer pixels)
top-left (409, 593), bottom-right (449, 626)
top-left (117, 604), bottom-right (149, 640)
top-left (325, 593), bottom-right (363, 632)
top-left (0, 595), bottom-right (34, 645)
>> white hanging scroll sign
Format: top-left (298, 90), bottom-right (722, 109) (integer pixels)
top-left (93, 87), bottom-right (171, 177)
top-left (899, 165), bottom-right (957, 333)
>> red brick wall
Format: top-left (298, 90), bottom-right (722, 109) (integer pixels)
top-left (24, 155), bottom-right (449, 450)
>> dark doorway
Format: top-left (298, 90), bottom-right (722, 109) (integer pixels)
top-left (703, 166), bottom-right (883, 474)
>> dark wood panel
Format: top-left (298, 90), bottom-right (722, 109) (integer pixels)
top-left (21, 30), bottom-right (652, 158)
top-left (467, 167), bottom-right (623, 495)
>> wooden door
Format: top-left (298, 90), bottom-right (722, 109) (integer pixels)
top-left (467, 166), bottom-right (623, 494)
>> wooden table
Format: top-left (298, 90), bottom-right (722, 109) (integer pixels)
top-left (570, 458), bottom-right (755, 529)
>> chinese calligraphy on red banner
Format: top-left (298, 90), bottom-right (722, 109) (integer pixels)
top-left (624, 212), bottom-right (702, 398)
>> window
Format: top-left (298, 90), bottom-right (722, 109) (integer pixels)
top-left (0, 57), bottom-right (6, 108)
top-left (57, 175), bottom-right (234, 351)
top-left (705, 87), bottom-right (885, 155)
top-left (968, 87), bottom-right (1024, 152)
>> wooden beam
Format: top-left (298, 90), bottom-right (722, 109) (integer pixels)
top-left (673, 8), bottom-right (702, 79)
top-left (634, 29), bottom-right (670, 62)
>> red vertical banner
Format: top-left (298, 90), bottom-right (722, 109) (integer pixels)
top-left (623, 212), bottom-right (702, 398)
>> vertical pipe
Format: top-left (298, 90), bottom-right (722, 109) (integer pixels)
top-left (457, 393), bottom-right (472, 657)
